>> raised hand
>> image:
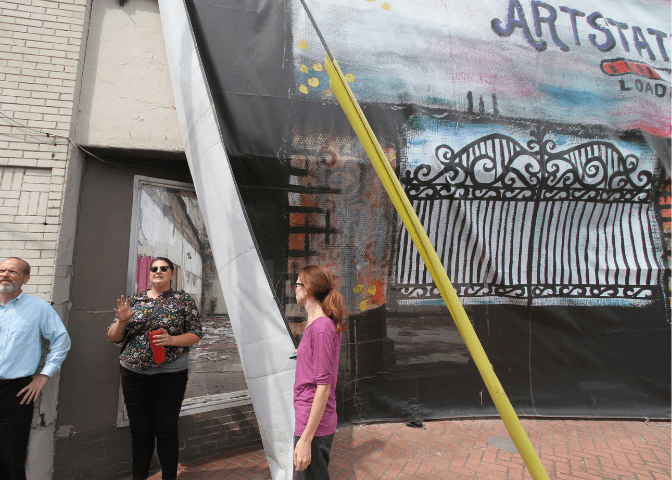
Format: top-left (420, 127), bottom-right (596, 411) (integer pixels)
top-left (113, 295), bottom-right (137, 323)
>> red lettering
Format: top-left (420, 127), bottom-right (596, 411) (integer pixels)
top-left (627, 61), bottom-right (662, 80)
top-left (603, 59), bottom-right (630, 74)
top-left (601, 58), bottom-right (664, 81)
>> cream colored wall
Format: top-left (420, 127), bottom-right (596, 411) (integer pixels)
top-left (75, 0), bottom-right (183, 151)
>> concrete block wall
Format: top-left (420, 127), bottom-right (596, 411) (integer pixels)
top-left (0, 2), bottom-right (90, 479)
top-left (0, 167), bottom-right (60, 294)
top-left (0, 0), bottom-right (89, 301)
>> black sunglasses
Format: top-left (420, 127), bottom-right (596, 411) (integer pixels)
top-left (150, 266), bottom-right (170, 273)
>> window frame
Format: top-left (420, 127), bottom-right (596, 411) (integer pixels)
top-left (116, 175), bottom-right (251, 428)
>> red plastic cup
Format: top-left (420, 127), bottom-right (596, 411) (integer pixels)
top-left (149, 330), bottom-right (166, 363)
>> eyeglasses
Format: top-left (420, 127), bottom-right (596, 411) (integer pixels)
top-left (150, 266), bottom-right (170, 273)
top-left (293, 282), bottom-right (304, 289)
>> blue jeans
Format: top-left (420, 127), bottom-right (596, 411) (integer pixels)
top-left (120, 366), bottom-right (188, 480)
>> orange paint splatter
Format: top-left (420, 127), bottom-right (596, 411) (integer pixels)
top-left (369, 281), bottom-right (384, 305)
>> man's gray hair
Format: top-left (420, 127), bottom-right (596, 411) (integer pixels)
top-left (5, 257), bottom-right (30, 276)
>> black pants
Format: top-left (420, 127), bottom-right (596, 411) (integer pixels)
top-left (294, 433), bottom-right (334, 480)
top-left (0, 376), bottom-right (34, 480)
top-left (120, 367), bottom-right (188, 480)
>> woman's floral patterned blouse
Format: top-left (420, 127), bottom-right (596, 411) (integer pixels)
top-left (110, 290), bottom-right (203, 371)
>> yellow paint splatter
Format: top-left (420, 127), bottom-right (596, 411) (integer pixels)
top-left (299, 64), bottom-right (309, 73)
top-left (381, 2), bottom-right (391, 10)
top-left (345, 73), bottom-right (356, 82)
top-left (365, 0), bottom-right (375, 2)
top-left (359, 300), bottom-right (368, 311)
top-left (353, 284), bottom-right (364, 294)
top-left (308, 77), bottom-right (319, 87)
top-left (322, 89), bottom-right (333, 97)
top-left (367, 285), bottom-right (377, 295)
top-left (313, 62), bottom-right (323, 72)
top-left (298, 40), bottom-right (309, 50)
top-left (299, 84), bottom-right (309, 94)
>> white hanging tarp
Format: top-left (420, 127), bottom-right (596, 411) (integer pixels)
top-left (158, 2), bottom-right (296, 478)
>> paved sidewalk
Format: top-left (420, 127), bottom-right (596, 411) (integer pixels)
top-left (149, 418), bottom-right (671, 479)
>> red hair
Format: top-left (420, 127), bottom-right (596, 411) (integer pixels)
top-left (299, 265), bottom-right (348, 333)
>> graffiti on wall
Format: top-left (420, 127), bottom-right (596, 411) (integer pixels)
top-left (182, 0), bottom-right (670, 420)
top-left (286, 0), bottom-right (669, 313)
top-left (291, 1), bottom-right (669, 131)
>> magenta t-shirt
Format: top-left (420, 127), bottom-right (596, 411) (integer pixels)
top-left (294, 316), bottom-right (342, 437)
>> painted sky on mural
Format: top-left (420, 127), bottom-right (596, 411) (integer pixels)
top-left (292, 0), bottom-right (671, 137)
top-left (403, 117), bottom-right (659, 173)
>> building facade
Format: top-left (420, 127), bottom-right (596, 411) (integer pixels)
top-left (0, 1), bottom-right (260, 478)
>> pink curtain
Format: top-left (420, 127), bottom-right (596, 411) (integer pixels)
top-left (136, 255), bottom-right (154, 292)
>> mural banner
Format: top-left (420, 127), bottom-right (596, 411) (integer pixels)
top-left (162, 0), bottom-right (670, 476)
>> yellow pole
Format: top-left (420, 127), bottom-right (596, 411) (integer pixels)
top-left (325, 56), bottom-right (549, 480)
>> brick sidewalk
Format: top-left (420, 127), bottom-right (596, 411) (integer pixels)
top-left (148, 418), bottom-right (670, 479)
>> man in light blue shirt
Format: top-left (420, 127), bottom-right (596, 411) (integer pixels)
top-left (0, 257), bottom-right (71, 480)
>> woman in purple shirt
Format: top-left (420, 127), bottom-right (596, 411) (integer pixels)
top-left (293, 265), bottom-right (347, 479)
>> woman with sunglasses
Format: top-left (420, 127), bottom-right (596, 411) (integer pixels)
top-left (293, 265), bottom-right (347, 479)
top-left (107, 257), bottom-right (202, 480)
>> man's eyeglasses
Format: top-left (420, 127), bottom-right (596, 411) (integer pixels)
top-left (293, 282), bottom-right (304, 289)
top-left (150, 266), bottom-right (170, 273)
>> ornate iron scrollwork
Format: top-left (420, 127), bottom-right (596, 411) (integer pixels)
top-left (401, 128), bottom-right (654, 202)
top-left (395, 127), bottom-right (661, 306)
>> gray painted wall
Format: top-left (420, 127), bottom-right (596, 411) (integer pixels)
top-left (56, 157), bottom-right (192, 432)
